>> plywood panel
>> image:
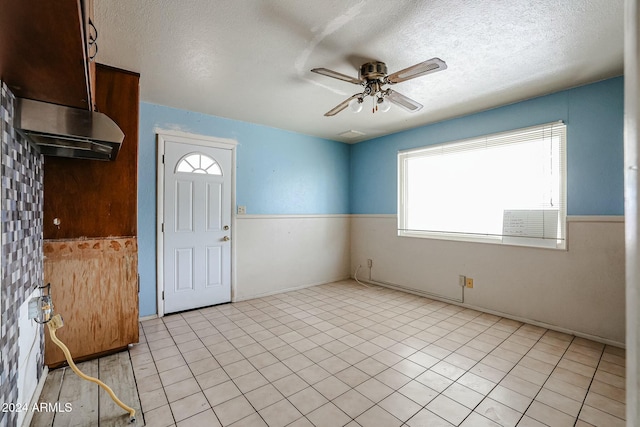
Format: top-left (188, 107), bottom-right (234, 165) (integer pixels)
top-left (44, 65), bottom-right (139, 239)
top-left (44, 238), bottom-right (139, 367)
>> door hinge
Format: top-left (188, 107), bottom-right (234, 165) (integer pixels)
top-left (162, 291), bottom-right (165, 300)
top-left (162, 154), bottom-right (165, 163)
top-left (161, 223), bottom-right (164, 232)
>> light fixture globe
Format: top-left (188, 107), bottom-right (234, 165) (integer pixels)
top-left (349, 97), bottom-right (364, 113)
top-left (378, 97), bottom-right (391, 112)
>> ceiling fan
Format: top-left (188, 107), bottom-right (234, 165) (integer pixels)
top-left (311, 58), bottom-right (447, 116)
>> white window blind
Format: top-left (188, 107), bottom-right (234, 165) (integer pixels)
top-left (398, 121), bottom-right (566, 249)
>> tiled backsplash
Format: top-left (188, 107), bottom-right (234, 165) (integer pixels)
top-left (1, 82), bottom-right (45, 427)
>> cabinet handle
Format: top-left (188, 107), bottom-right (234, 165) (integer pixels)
top-left (88, 20), bottom-right (98, 61)
top-left (88, 20), bottom-right (98, 44)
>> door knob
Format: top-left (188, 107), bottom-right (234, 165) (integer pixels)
top-left (223, 225), bottom-right (230, 230)
top-left (223, 236), bottom-right (230, 241)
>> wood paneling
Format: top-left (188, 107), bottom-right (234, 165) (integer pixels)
top-left (44, 64), bottom-right (139, 239)
top-left (98, 352), bottom-right (142, 426)
top-left (31, 354), bottom-right (142, 426)
top-left (43, 238), bottom-right (139, 368)
top-left (0, 0), bottom-right (92, 109)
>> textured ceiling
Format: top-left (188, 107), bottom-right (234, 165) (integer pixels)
top-left (94, 0), bottom-right (624, 143)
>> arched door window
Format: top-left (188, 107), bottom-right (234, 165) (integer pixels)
top-left (175, 152), bottom-right (222, 175)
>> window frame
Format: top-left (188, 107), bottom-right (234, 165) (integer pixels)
top-left (174, 152), bottom-right (223, 175)
top-left (397, 121), bottom-right (567, 250)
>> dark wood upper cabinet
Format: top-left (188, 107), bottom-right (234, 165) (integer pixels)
top-left (0, 0), bottom-right (95, 109)
top-left (43, 64), bottom-right (140, 239)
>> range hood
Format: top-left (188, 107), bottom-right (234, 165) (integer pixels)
top-left (14, 98), bottom-right (124, 161)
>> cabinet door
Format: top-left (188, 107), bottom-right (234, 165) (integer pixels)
top-left (0, 0), bottom-right (93, 109)
top-left (44, 65), bottom-right (139, 239)
top-left (43, 238), bottom-right (139, 368)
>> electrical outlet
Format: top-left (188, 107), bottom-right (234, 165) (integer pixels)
top-left (237, 205), bottom-right (246, 215)
top-left (367, 259), bottom-right (373, 268)
top-left (459, 275), bottom-right (466, 288)
top-left (28, 298), bottom-right (40, 320)
top-left (466, 277), bottom-right (474, 288)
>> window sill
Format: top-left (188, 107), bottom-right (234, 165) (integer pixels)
top-left (397, 230), bottom-right (567, 250)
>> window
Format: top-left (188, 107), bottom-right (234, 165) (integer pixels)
top-left (175, 153), bottom-right (222, 175)
top-left (398, 121), bottom-right (566, 249)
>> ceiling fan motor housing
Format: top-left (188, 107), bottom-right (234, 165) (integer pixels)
top-left (360, 61), bottom-right (387, 81)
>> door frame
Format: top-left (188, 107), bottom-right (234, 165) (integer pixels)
top-left (156, 129), bottom-right (238, 318)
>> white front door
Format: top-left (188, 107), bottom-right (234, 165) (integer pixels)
top-left (163, 139), bottom-right (232, 313)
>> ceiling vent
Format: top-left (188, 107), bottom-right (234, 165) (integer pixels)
top-left (338, 130), bottom-right (366, 140)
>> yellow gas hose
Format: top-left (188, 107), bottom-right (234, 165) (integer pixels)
top-left (47, 314), bottom-right (136, 423)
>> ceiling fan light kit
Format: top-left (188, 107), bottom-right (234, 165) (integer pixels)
top-left (311, 58), bottom-right (447, 117)
top-left (349, 97), bottom-right (364, 113)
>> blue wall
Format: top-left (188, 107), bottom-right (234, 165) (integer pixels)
top-left (138, 104), bottom-right (350, 316)
top-left (138, 77), bottom-right (623, 316)
top-left (350, 77), bottom-right (624, 215)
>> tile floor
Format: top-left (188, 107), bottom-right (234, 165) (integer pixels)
top-left (132, 280), bottom-right (626, 426)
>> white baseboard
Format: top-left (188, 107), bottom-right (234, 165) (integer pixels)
top-left (233, 275), bottom-right (351, 302)
top-left (363, 278), bottom-right (625, 348)
top-left (20, 366), bottom-right (49, 427)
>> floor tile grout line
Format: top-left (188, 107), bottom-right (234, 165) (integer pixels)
top-left (513, 335), bottom-right (614, 426)
top-left (157, 312), bottom-right (217, 426)
top-left (130, 324), bottom-right (154, 426)
top-left (202, 306), bottom-right (348, 427)
top-left (240, 288), bottom-right (502, 425)
top-left (136, 282), bottom-right (622, 427)
top-left (179, 308), bottom-right (288, 427)
top-left (196, 286), bottom-right (437, 425)
top-left (123, 347), bottom-right (146, 426)
top-left (571, 343), bottom-right (605, 427)
top-left (250, 286), bottom-right (502, 425)
top-left (138, 321), bottom-right (174, 424)
top-left (160, 292), bottom-right (494, 425)
top-left (217, 309), bottom-right (356, 426)
top-left (510, 334), bottom-right (578, 427)
top-left (439, 318), bottom-right (553, 426)
top-left (182, 310), bottom-right (266, 427)
top-left (572, 344), bottom-right (626, 425)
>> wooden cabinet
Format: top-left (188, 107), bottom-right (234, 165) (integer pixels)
top-left (1, 0), bottom-right (141, 367)
top-left (44, 239), bottom-right (139, 368)
top-left (43, 65), bottom-right (140, 368)
top-left (0, 0), bottom-right (96, 109)
top-left (44, 65), bottom-right (139, 239)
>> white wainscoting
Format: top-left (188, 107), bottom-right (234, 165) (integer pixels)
top-left (17, 288), bottom-right (42, 427)
top-left (351, 215), bottom-right (625, 346)
top-left (234, 215), bottom-right (351, 301)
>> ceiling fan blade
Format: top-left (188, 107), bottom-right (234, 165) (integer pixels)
top-left (311, 68), bottom-right (362, 85)
top-left (386, 90), bottom-right (423, 112)
top-left (386, 58), bottom-right (447, 84)
top-left (324, 94), bottom-right (361, 116)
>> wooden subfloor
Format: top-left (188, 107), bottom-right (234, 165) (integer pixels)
top-left (31, 350), bottom-right (143, 427)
